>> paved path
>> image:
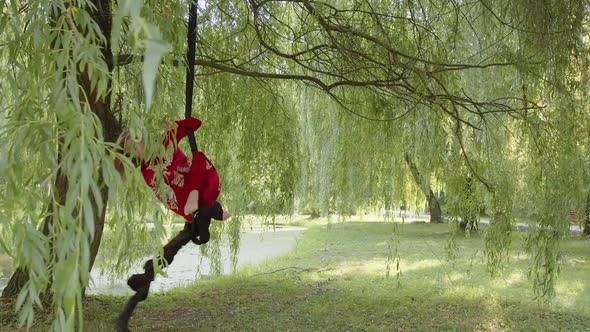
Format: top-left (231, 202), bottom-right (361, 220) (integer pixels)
top-left (388, 210), bottom-right (585, 235)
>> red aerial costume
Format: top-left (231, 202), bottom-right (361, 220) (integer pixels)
top-left (140, 117), bottom-right (220, 221)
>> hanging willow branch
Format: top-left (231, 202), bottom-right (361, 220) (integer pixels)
top-left (108, 54), bottom-right (543, 125)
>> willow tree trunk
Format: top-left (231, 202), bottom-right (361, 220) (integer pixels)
top-left (426, 190), bottom-right (442, 223)
top-left (404, 153), bottom-right (442, 223)
top-left (2, 0), bottom-right (118, 299)
top-left (458, 176), bottom-right (478, 232)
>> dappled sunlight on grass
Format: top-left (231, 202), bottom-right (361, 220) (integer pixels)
top-left (554, 280), bottom-right (586, 308)
top-left (490, 272), bottom-right (526, 289)
top-left (443, 271), bottom-right (467, 284)
top-left (327, 260), bottom-right (385, 277)
top-left (400, 258), bottom-right (443, 273)
top-left (292, 222), bottom-right (590, 311)
top-left (323, 257), bottom-right (447, 280)
top-left (563, 257), bottom-right (587, 266)
top-left (374, 240), bottom-right (388, 248)
top-left (287, 221), bottom-right (590, 312)
top-left (102, 223), bottom-right (590, 331)
top-left (510, 253), bottom-right (530, 261)
top-left (474, 317), bottom-right (510, 331)
top-left (3, 222), bottom-right (589, 331)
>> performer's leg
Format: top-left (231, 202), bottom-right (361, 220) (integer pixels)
top-left (191, 210), bottom-right (212, 245)
top-left (189, 201), bottom-right (227, 245)
top-left (127, 227), bottom-right (192, 292)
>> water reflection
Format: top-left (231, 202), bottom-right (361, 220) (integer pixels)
top-left (0, 255), bottom-right (13, 292)
top-left (0, 225), bottom-right (305, 296)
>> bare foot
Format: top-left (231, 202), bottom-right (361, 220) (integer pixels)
top-left (222, 211), bottom-right (231, 221)
top-left (184, 190), bottom-right (199, 216)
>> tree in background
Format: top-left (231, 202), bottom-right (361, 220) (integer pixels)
top-left (0, 0), bottom-right (588, 329)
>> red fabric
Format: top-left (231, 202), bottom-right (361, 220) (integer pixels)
top-left (140, 117), bottom-right (220, 221)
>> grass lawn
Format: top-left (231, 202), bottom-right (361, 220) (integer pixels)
top-left (1, 221), bottom-right (589, 331)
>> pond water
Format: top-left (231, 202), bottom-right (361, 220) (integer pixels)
top-left (0, 225), bottom-right (306, 296)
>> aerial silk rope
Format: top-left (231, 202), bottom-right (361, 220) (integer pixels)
top-left (185, 0), bottom-right (199, 154)
top-left (116, 2), bottom-right (200, 331)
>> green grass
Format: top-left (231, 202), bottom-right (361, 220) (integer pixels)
top-left (2, 221), bottom-right (590, 331)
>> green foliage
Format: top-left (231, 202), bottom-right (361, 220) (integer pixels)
top-left (1, 1), bottom-right (110, 329)
top-left (1, 0), bottom-right (589, 330)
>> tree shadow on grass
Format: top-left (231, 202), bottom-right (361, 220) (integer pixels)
top-left (77, 240), bottom-right (590, 332)
top-left (3, 222), bottom-right (589, 331)
top-left (78, 269), bottom-right (590, 332)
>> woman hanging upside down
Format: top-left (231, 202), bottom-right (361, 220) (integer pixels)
top-left (114, 117), bottom-right (230, 293)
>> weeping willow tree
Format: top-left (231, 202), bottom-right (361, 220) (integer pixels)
top-left (0, 0), bottom-right (589, 329)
